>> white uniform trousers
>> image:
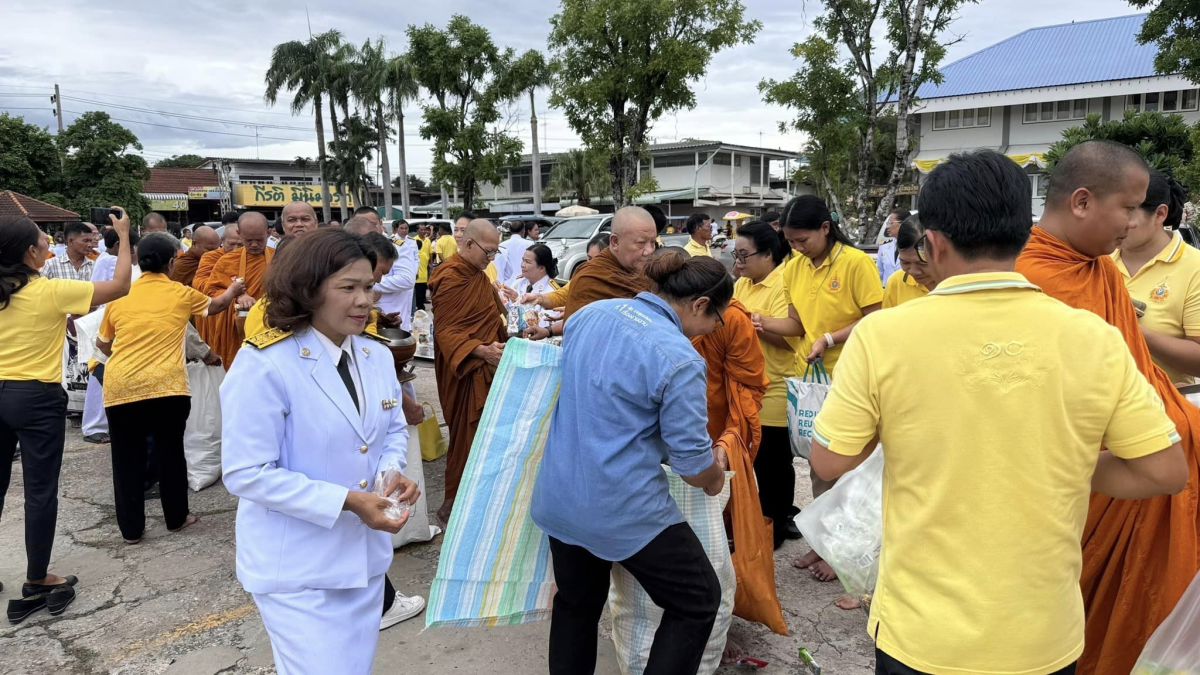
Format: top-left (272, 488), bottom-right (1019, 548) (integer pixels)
top-left (81, 375), bottom-right (108, 437)
top-left (253, 573), bottom-right (385, 675)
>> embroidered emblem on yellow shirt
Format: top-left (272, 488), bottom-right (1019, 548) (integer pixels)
top-left (1150, 280), bottom-right (1170, 303)
top-left (956, 341), bottom-right (1054, 393)
top-left (828, 275), bottom-right (842, 292)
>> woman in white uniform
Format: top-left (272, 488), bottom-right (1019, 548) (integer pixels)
top-left (220, 228), bottom-right (419, 675)
top-left (504, 244), bottom-right (562, 333)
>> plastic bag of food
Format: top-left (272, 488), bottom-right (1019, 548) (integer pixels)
top-left (1132, 571), bottom-right (1200, 675)
top-left (412, 310), bottom-right (434, 359)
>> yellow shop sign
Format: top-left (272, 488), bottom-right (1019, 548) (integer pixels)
top-left (235, 183), bottom-right (354, 208)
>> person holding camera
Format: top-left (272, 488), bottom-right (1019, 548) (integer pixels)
top-left (0, 207), bottom-right (132, 622)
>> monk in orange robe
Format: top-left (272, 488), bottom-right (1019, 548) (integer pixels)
top-left (692, 297), bottom-right (787, 640)
top-left (563, 207), bottom-right (657, 320)
top-left (201, 214), bottom-right (273, 369)
top-left (1015, 141), bottom-right (1200, 675)
top-left (171, 225), bottom-right (219, 287)
top-left (429, 219), bottom-right (506, 527)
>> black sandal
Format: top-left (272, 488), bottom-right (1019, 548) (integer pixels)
top-left (22, 575), bottom-right (78, 598)
top-left (7, 593), bottom-right (48, 624)
top-left (46, 586), bottom-right (76, 616)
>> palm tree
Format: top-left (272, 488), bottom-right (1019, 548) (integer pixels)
top-left (294, 156), bottom-right (312, 180)
top-left (386, 53), bottom-right (420, 221)
top-left (264, 30), bottom-right (342, 223)
top-left (353, 38), bottom-right (393, 220)
top-left (509, 51), bottom-right (550, 214)
top-left (321, 41), bottom-right (357, 220)
top-left (544, 148), bottom-right (607, 207)
top-left (328, 114), bottom-right (378, 208)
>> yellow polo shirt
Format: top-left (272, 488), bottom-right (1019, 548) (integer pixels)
top-left (99, 273), bottom-right (212, 407)
top-left (0, 276), bottom-right (94, 382)
top-left (882, 270), bottom-right (930, 309)
top-left (813, 272), bottom-right (1179, 675)
top-left (683, 238), bottom-right (712, 258)
top-left (485, 262), bottom-right (498, 283)
top-left (434, 236), bottom-right (457, 264)
top-left (782, 243), bottom-right (883, 376)
top-left (734, 265), bottom-right (795, 427)
top-left (414, 236), bottom-right (431, 284)
top-left (243, 297), bottom-right (269, 340)
top-left (1113, 231), bottom-right (1200, 384)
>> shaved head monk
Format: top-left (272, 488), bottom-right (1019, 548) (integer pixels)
top-left (563, 206), bottom-right (657, 320)
top-left (171, 225), bottom-right (219, 287)
top-left (200, 212), bottom-right (274, 368)
top-left (142, 212), bottom-right (168, 234)
top-left (1017, 140), bottom-right (1200, 675)
top-left (193, 222), bottom-right (241, 346)
top-left (428, 218), bottom-right (506, 527)
top-left (280, 201), bottom-right (318, 237)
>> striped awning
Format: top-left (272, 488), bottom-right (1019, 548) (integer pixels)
top-left (141, 192), bottom-right (188, 200)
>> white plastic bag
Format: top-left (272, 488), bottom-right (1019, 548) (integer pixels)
top-left (1133, 571), bottom-right (1200, 675)
top-left (786, 359), bottom-right (831, 459)
top-left (390, 424), bottom-right (440, 549)
top-left (795, 447), bottom-right (883, 599)
top-left (183, 362), bottom-right (225, 492)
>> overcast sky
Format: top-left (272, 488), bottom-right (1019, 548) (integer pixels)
top-left (0, 0), bottom-right (1140, 182)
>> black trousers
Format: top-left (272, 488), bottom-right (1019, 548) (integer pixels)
top-left (414, 282), bottom-right (428, 311)
top-left (755, 424), bottom-right (798, 548)
top-left (0, 380), bottom-right (68, 581)
top-left (106, 396), bottom-right (191, 540)
top-left (876, 650), bottom-right (1076, 675)
top-left (548, 522), bottom-right (721, 675)
top-left (382, 574), bottom-right (395, 615)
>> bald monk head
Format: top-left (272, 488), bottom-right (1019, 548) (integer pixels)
top-left (142, 212), bottom-right (167, 233)
top-left (342, 216), bottom-right (375, 236)
top-left (460, 219), bottom-right (500, 272)
top-left (609, 206), bottom-right (658, 274)
top-left (281, 201), bottom-right (318, 236)
top-left (191, 225), bottom-right (220, 256)
top-left (238, 212), bottom-right (269, 256)
top-left (1041, 139), bottom-right (1150, 258)
top-left (354, 206), bottom-right (383, 233)
top-left (222, 222), bottom-right (243, 252)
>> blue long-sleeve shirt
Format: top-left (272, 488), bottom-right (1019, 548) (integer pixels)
top-left (531, 292), bottom-right (716, 561)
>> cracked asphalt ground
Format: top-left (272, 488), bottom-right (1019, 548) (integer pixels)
top-left (1, 366), bottom-right (875, 675)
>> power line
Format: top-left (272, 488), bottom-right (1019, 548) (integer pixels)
top-left (61, 96), bottom-right (316, 132)
top-left (60, 109), bottom-right (317, 143)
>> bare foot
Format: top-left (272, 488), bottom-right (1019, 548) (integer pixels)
top-left (793, 550), bottom-right (820, 569)
top-left (810, 560), bottom-right (837, 582)
top-left (721, 638), bottom-right (744, 664)
top-left (835, 594), bottom-right (861, 610)
top-left (169, 514), bottom-right (198, 533)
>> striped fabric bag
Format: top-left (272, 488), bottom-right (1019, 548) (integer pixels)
top-left (426, 339), bottom-right (562, 628)
top-left (608, 470), bottom-right (736, 675)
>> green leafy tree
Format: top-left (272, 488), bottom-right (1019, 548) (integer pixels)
top-left (153, 153), bottom-right (207, 168)
top-left (1044, 110), bottom-right (1198, 193)
top-left (0, 113), bottom-right (61, 198)
top-left (544, 148), bottom-right (608, 207)
top-left (326, 114), bottom-right (378, 208)
top-left (1131, 0), bottom-right (1200, 85)
top-left (407, 15), bottom-right (525, 208)
top-left (395, 174), bottom-right (428, 191)
top-left (548, 0), bottom-right (761, 207)
top-left (57, 112), bottom-right (149, 225)
top-left (264, 29), bottom-right (343, 223)
top-left (626, 174), bottom-right (661, 203)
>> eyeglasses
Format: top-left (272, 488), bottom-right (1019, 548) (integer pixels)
top-left (715, 307), bottom-right (726, 328)
top-left (914, 232), bottom-right (930, 264)
top-left (468, 238), bottom-right (499, 259)
top-left (733, 250), bottom-right (767, 265)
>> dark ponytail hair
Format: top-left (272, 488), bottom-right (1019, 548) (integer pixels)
top-left (781, 195), bottom-right (856, 249)
top-left (1141, 170), bottom-right (1189, 229)
top-left (526, 243), bottom-right (559, 279)
top-left (736, 220), bottom-right (786, 266)
top-left (895, 214), bottom-right (924, 260)
top-left (0, 216), bottom-right (43, 310)
top-left (137, 232), bottom-right (180, 274)
top-left (644, 248), bottom-right (733, 316)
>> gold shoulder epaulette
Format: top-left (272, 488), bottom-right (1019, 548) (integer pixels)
top-left (244, 327), bottom-right (293, 349)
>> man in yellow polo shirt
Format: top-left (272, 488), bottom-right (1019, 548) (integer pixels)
top-left (809, 150), bottom-right (1187, 675)
top-left (683, 213), bottom-right (713, 258)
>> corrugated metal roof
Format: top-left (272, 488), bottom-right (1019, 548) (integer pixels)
top-left (914, 13), bottom-right (1159, 100)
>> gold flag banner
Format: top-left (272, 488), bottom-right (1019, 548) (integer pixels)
top-left (235, 183), bottom-right (355, 208)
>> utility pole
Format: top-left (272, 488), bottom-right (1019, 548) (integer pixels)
top-left (51, 84), bottom-right (64, 175)
top-left (530, 91), bottom-right (542, 216)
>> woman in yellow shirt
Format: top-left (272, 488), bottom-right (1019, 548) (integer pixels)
top-left (1114, 171), bottom-right (1200, 385)
top-left (882, 216), bottom-right (936, 308)
top-left (98, 233), bottom-right (243, 545)
top-left (733, 221), bottom-right (800, 548)
top-left (0, 210), bottom-right (132, 620)
top-left (753, 195), bottom-right (883, 581)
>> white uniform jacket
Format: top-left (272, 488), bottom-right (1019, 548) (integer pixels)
top-left (220, 328), bottom-right (409, 595)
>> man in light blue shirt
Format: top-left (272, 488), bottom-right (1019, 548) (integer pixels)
top-left (877, 208), bottom-right (910, 286)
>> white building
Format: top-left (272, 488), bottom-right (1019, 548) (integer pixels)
top-left (908, 13), bottom-right (1200, 216)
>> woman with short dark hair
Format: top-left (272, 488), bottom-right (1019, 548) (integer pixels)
top-left (220, 228), bottom-right (420, 675)
top-left (98, 232), bottom-right (243, 545)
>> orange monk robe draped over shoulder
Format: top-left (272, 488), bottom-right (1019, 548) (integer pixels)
top-left (170, 248), bottom-right (204, 288)
top-left (563, 249), bottom-right (650, 320)
top-left (691, 300), bottom-right (788, 636)
top-left (1017, 227), bottom-right (1200, 675)
top-left (190, 249), bottom-right (226, 348)
top-left (202, 247), bottom-right (273, 370)
top-left (429, 254), bottom-right (507, 504)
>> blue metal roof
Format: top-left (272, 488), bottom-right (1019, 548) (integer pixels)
top-left (913, 14), bottom-right (1159, 100)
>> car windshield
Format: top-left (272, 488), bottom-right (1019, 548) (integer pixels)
top-left (541, 217), bottom-right (603, 239)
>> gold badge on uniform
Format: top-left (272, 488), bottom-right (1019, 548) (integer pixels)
top-left (382, 398), bottom-right (398, 410)
top-left (1150, 280), bottom-right (1170, 303)
top-left (828, 274), bottom-right (842, 292)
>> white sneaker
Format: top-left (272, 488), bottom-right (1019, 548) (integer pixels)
top-left (380, 592), bottom-right (426, 631)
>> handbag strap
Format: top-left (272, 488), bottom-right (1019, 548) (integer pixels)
top-left (802, 358), bottom-right (830, 384)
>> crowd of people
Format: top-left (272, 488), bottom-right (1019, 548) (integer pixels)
top-left (0, 139), bottom-right (1199, 675)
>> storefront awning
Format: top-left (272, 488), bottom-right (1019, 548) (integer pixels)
top-left (142, 193), bottom-right (188, 211)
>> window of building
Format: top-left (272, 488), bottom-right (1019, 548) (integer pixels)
top-left (949, 110), bottom-right (961, 128)
top-left (1023, 105), bottom-right (1038, 123)
top-left (963, 108), bottom-right (975, 126)
top-left (1024, 99), bottom-right (1089, 124)
top-left (655, 153), bottom-right (696, 168)
top-left (1145, 92), bottom-right (1160, 112)
top-left (715, 152), bottom-right (734, 166)
top-left (977, 107), bottom-right (991, 126)
top-left (1126, 94), bottom-right (1142, 111)
top-left (1040, 102), bottom-right (1055, 121)
top-left (238, 175), bottom-right (275, 184)
top-left (1185, 89), bottom-right (1200, 111)
top-left (932, 107), bottom-right (991, 131)
top-left (1074, 99), bottom-right (1087, 118)
top-left (510, 166), bottom-right (531, 194)
top-left (1057, 100), bottom-right (1071, 120)
top-left (1128, 88), bottom-right (1199, 113)
top-left (933, 111), bottom-right (947, 129)
top-left (749, 156), bottom-right (763, 186)
top-left (278, 176), bottom-right (314, 185)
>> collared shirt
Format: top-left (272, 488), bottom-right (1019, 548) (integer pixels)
top-left (877, 240), bottom-right (900, 286)
top-left (881, 269), bottom-right (930, 309)
top-left (312, 329), bottom-right (364, 419)
top-left (814, 271), bottom-right (1179, 675)
top-left (495, 235), bottom-right (534, 285)
top-left (683, 238), bottom-right (712, 258)
top-left (375, 238), bottom-right (419, 331)
top-left (413, 235), bottom-right (431, 283)
top-left (42, 254), bottom-right (95, 282)
top-left (532, 292), bottom-right (715, 561)
top-left (782, 242), bottom-right (883, 375)
top-left (734, 265), bottom-right (795, 426)
top-left (1113, 231), bottom-right (1200, 384)
top-left (0, 276), bottom-right (94, 382)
